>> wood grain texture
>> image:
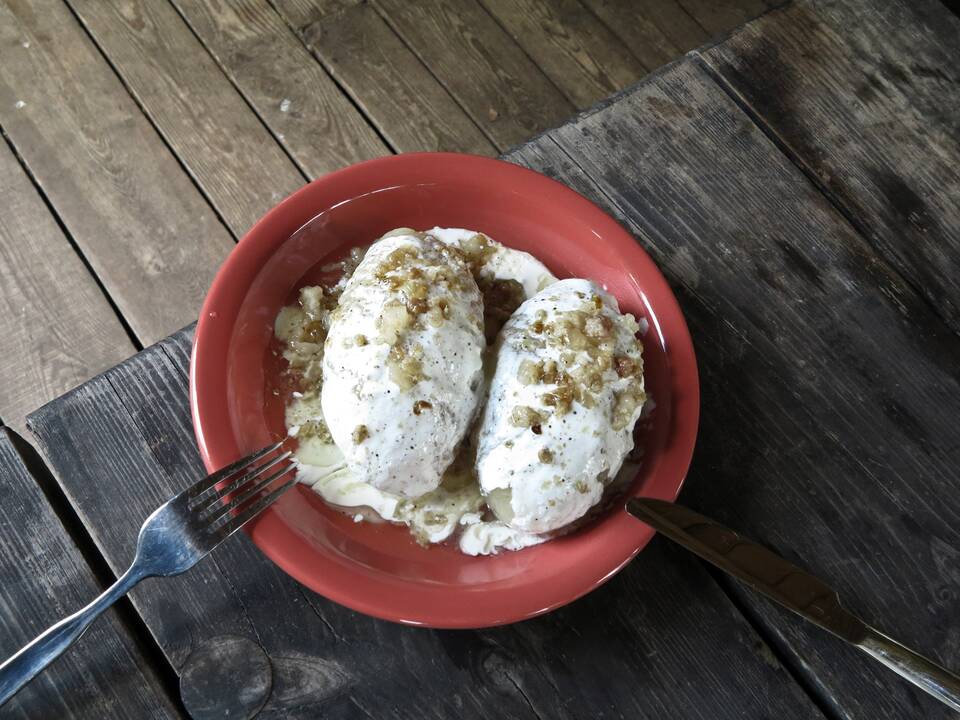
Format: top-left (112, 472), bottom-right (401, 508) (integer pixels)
top-left (478, 0), bottom-right (647, 108)
top-left (580, 0), bottom-right (707, 62)
top-left (179, 635), bottom-right (272, 720)
top-left (67, 0), bottom-right (306, 236)
top-left (678, 0), bottom-right (770, 35)
top-left (372, 0), bottom-right (576, 150)
top-left (533, 58), bottom-right (960, 719)
top-left (699, 0), bottom-right (960, 336)
top-left (271, 0), bottom-right (368, 26)
top-left (273, 0), bottom-right (497, 154)
top-left (0, 429), bottom-right (176, 718)
top-left (170, 0), bottom-right (389, 178)
top-left (0, 140), bottom-right (134, 435)
top-left (268, 0), bottom-right (358, 28)
top-left (28, 327), bottom-right (825, 719)
top-left (158, 323), bottom-right (196, 373)
top-left (0, 0), bottom-right (234, 345)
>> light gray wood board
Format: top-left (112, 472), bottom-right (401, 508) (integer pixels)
top-left (66, 0), bottom-right (307, 237)
top-left (169, 0), bottom-right (390, 178)
top-left (371, 0), bottom-right (576, 150)
top-left (514, 57), bottom-right (960, 719)
top-left (28, 327), bottom-right (825, 719)
top-left (477, 0), bottom-right (648, 109)
top-left (0, 137), bottom-right (134, 435)
top-left (579, 0), bottom-right (708, 63)
top-left (0, 428), bottom-right (178, 719)
top-left (272, 0), bottom-right (497, 155)
top-left (0, 0), bottom-right (234, 345)
top-left (699, 0), bottom-right (960, 336)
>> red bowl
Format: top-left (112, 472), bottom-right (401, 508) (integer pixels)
top-left (191, 153), bottom-right (698, 628)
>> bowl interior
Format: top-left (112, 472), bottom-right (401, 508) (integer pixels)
top-left (192, 154), bottom-right (698, 627)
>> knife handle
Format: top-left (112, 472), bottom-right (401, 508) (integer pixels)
top-left (857, 626), bottom-right (960, 712)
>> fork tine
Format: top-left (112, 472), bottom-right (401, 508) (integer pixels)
top-left (203, 461), bottom-right (294, 526)
top-left (186, 442), bottom-right (283, 501)
top-left (192, 450), bottom-right (292, 514)
top-left (207, 471), bottom-right (298, 543)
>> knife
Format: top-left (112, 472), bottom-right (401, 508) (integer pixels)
top-left (626, 497), bottom-right (960, 713)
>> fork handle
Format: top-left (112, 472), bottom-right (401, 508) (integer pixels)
top-left (0, 565), bottom-right (145, 706)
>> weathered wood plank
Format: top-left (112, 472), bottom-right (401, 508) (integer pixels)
top-left (0, 429), bottom-right (177, 718)
top-left (0, 0), bottom-right (234, 345)
top-left (67, 0), bottom-right (306, 236)
top-left (272, 0), bottom-right (497, 155)
top-left (580, 0), bottom-right (707, 61)
top-left (170, 0), bottom-right (389, 177)
top-left (0, 139), bottom-right (134, 435)
top-left (678, 0), bottom-right (770, 35)
top-left (372, 0), bottom-right (576, 150)
top-left (29, 331), bottom-right (824, 718)
top-left (532, 58), bottom-right (960, 719)
top-left (30, 370), bottom-right (313, 718)
top-left (478, 0), bottom-right (647, 108)
top-left (699, 0), bottom-right (960, 336)
top-left (158, 324), bottom-right (195, 375)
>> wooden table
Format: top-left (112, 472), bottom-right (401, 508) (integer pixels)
top-left (3, 0), bottom-right (959, 717)
top-left (0, 0), bottom-right (772, 434)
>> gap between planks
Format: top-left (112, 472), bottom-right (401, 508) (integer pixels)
top-left (525, 132), bottom-right (846, 720)
top-left (7, 428), bottom-right (187, 717)
top-left (165, 0), bottom-right (315, 186)
top-left (256, 0), bottom-right (401, 156)
top-left (691, 48), bottom-right (960, 345)
top-left (0, 0), bottom-right (236, 345)
top-left (521, 51), bottom-right (960, 718)
top-left (267, 0), bottom-right (498, 155)
top-left (0, 0), bottom-right (779, 403)
top-left (368, 0), bottom-right (575, 151)
top-left (0, 128), bottom-right (143, 355)
top-left (166, 0), bottom-right (396, 175)
top-left (58, 0), bottom-right (265, 242)
top-left (349, 0), bottom-right (506, 152)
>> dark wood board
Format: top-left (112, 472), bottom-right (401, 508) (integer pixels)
top-left (372, 0), bottom-right (576, 150)
top-left (0, 0), bottom-right (235, 345)
top-left (478, 0), bottom-right (647, 109)
top-left (169, 0), bottom-right (389, 178)
top-left (272, 0), bottom-right (497, 155)
top-left (158, 324), bottom-right (196, 375)
top-left (579, 0), bottom-right (707, 62)
top-left (13, 1), bottom-right (960, 717)
top-left (529, 57), bottom-right (960, 719)
top-left (0, 138), bottom-right (134, 435)
top-left (0, 428), bottom-right (178, 718)
top-left (67, 0), bottom-right (307, 237)
top-left (677, 0), bottom-right (770, 35)
top-left (28, 327), bottom-right (825, 719)
top-left (699, 0), bottom-right (960, 336)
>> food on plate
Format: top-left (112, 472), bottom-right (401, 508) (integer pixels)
top-left (474, 278), bottom-right (646, 534)
top-left (425, 226), bottom-right (556, 342)
top-left (321, 233), bottom-right (485, 497)
top-left (274, 228), bottom-right (646, 554)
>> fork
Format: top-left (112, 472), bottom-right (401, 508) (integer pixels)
top-left (0, 442), bottom-right (296, 706)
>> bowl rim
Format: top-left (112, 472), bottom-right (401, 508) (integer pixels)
top-left (190, 152), bottom-right (699, 628)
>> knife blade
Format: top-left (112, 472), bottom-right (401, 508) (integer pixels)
top-left (626, 497), bottom-right (865, 642)
top-left (626, 497), bottom-right (960, 712)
